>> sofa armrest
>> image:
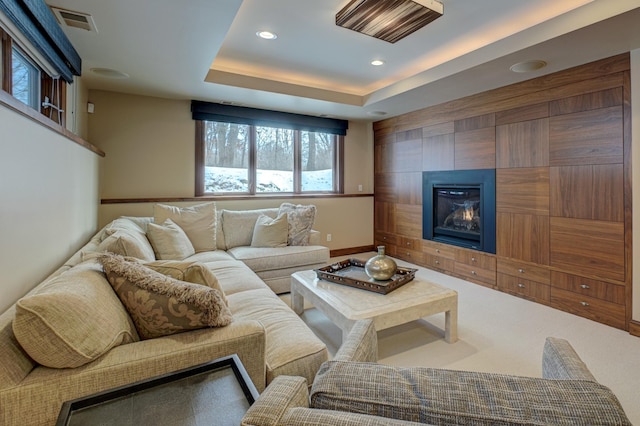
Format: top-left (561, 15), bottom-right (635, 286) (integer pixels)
top-left (242, 376), bottom-right (309, 426)
top-left (542, 337), bottom-right (597, 381)
top-left (332, 319), bottom-right (378, 363)
top-left (281, 407), bottom-right (423, 425)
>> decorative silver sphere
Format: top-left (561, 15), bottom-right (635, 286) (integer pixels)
top-left (364, 246), bottom-right (397, 280)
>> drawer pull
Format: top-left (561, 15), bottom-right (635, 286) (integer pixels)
top-left (435, 260), bottom-right (440, 265)
top-left (518, 283), bottom-right (525, 288)
top-left (471, 270), bottom-right (477, 275)
top-left (436, 249), bottom-right (440, 253)
top-left (518, 268), bottom-right (525, 273)
top-left (406, 242), bottom-right (411, 246)
top-left (580, 284), bottom-right (590, 289)
top-left (580, 301), bottom-right (590, 307)
top-left (471, 257), bottom-right (477, 262)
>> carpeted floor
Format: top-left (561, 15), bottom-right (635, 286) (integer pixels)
top-left (281, 253), bottom-right (640, 424)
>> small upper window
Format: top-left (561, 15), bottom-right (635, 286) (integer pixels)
top-left (11, 46), bottom-right (40, 109)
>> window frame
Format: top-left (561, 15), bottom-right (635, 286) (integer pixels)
top-left (195, 119), bottom-right (344, 196)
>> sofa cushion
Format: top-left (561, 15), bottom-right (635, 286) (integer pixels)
top-left (99, 253), bottom-right (232, 339)
top-left (228, 245), bottom-right (329, 273)
top-left (144, 259), bottom-right (228, 305)
top-left (146, 219), bottom-right (195, 260)
top-left (278, 203), bottom-right (316, 246)
top-left (205, 260), bottom-right (268, 295)
top-left (154, 202), bottom-right (217, 252)
top-left (222, 208), bottom-right (278, 249)
top-left (251, 213), bottom-right (288, 248)
top-left (100, 217), bottom-right (156, 261)
top-left (12, 261), bottom-right (139, 369)
top-left (227, 288), bottom-right (327, 385)
top-left (310, 361), bottom-right (632, 426)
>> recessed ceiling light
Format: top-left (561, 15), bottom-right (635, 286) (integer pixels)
top-left (509, 60), bottom-right (547, 73)
top-left (367, 111), bottom-right (387, 116)
top-left (371, 60), bottom-right (385, 66)
top-left (90, 68), bottom-right (129, 79)
top-left (256, 31), bottom-right (277, 40)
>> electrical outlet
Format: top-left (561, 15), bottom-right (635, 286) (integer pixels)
top-left (358, 184), bottom-right (363, 192)
top-left (326, 234), bottom-right (332, 242)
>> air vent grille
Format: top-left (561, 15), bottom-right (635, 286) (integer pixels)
top-left (50, 6), bottom-right (97, 32)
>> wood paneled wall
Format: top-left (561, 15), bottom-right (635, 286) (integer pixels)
top-left (373, 54), bottom-right (632, 331)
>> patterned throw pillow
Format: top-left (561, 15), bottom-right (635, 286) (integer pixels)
top-left (278, 203), bottom-right (317, 246)
top-left (99, 253), bottom-right (232, 339)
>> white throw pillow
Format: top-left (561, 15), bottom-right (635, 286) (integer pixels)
top-left (278, 203), bottom-right (316, 246)
top-left (153, 202), bottom-right (216, 252)
top-left (251, 213), bottom-right (288, 248)
top-left (146, 219), bottom-right (195, 260)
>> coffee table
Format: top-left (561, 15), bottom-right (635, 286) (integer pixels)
top-left (291, 269), bottom-right (458, 343)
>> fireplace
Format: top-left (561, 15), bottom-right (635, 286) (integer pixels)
top-left (423, 169), bottom-right (496, 253)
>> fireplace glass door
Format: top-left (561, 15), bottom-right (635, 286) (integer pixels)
top-left (433, 187), bottom-right (481, 243)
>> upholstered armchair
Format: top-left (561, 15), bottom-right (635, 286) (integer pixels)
top-left (242, 319), bottom-right (631, 426)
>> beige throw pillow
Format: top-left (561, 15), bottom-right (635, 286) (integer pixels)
top-left (100, 217), bottom-right (156, 261)
top-left (146, 219), bottom-right (195, 260)
top-left (251, 213), bottom-right (288, 248)
top-left (12, 261), bottom-right (139, 368)
top-left (144, 260), bottom-right (228, 306)
top-left (99, 253), bottom-right (232, 339)
top-left (154, 202), bottom-right (216, 252)
top-left (222, 208), bottom-right (277, 249)
top-left (278, 203), bottom-right (317, 246)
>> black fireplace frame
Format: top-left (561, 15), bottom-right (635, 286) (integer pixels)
top-left (423, 169), bottom-right (496, 254)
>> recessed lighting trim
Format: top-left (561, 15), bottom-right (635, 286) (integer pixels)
top-left (367, 111), bottom-right (387, 116)
top-left (256, 30), bottom-right (277, 40)
top-left (90, 68), bottom-right (129, 79)
top-left (510, 60), bottom-right (547, 73)
top-left (371, 59), bottom-right (385, 66)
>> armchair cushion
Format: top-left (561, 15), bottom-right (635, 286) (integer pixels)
top-left (311, 360), bottom-right (631, 425)
top-left (241, 376), bottom-right (309, 426)
top-left (333, 319), bottom-right (378, 363)
top-left (542, 337), bottom-right (597, 381)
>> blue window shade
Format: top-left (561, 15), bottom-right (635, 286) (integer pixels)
top-left (191, 100), bottom-right (349, 136)
top-left (0, 0), bottom-right (81, 83)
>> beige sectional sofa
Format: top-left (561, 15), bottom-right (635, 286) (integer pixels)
top-left (0, 203), bottom-right (330, 425)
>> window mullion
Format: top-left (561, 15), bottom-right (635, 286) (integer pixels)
top-left (249, 125), bottom-right (257, 194)
top-left (294, 130), bottom-right (301, 193)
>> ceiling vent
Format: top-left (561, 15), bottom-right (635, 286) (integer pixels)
top-left (49, 6), bottom-right (97, 32)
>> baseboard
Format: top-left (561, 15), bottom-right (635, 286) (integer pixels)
top-left (330, 245), bottom-right (375, 258)
top-left (629, 320), bottom-right (640, 337)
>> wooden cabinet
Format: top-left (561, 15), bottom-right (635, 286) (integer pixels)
top-left (454, 248), bottom-right (496, 287)
top-left (497, 258), bottom-right (550, 304)
top-left (550, 288), bottom-right (626, 329)
top-left (422, 240), bottom-right (455, 273)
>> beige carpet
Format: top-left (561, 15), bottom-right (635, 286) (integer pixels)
top-left (282, 253), bottom-right (640, 424)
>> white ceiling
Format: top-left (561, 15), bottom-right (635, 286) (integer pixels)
top-left (48, 0), bottom-right (640, 121)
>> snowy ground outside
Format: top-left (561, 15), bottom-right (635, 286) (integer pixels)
top-left (205, 166), bottom-right (332, 192)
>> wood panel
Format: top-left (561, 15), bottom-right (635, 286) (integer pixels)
top-left (454, 127), bottom-right (496, 170)
top-left (374, 201), bottom-right (395, 234)
top-left (385, 139), bottom-right (424, 172)
top-left (550, 164), bottom-right (624, 222)
top-left (550, 288), bottom-right (626, 329)
top-left (422, 121), bottom-right (454, 137)
top-left (496, 119), bottom-right (549, 168)
top-left (396, 128), bottom-right (422, 142)
top-left (374, 173), bottom-right (396, 203)
top-left (497, 258), bottom-right (550, 284)
top-left (549, 106), bottom-right (623, 166)
top-left (551, 271), bottom-right (625, 305)
top-left (495, 102), bottom-right (549, 126)
top-left (396, 172), bottom-right (422, 205)
top-left (550, 217), bottom-right (625, 282)
top-left (423, 133), bottom-right (454, 171)
top-left (395, 204), bottom-right (422, 238)
top-left (496, 167), bottom-right (549, 215)
top-left (374, 127), bottom-right (395, 145)
top-left (497, 273), bottom-right (550, 303)
top-left (454, 113), bottom-right (495, 132)
top-left (549, 87), bottom-right (623, 116)
top-left (496, 213), bottom-right (550, 265)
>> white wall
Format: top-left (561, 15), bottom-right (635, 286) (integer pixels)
top-left (0, 105), bottom-right (100, 313)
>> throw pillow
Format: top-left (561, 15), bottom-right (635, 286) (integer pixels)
top-left (143, 259), bottom-right (228, 306)
top-left (12, 261), bottom-right (139, 368)
top-left (101, 217), bottom-right (156, 261)
top-left (251, 213), bottom-right (288, 248)
top-left (278, 203), bottom-right (317, 246)
top-left (146, 219), bottom-right (196, 260)
top-left (153, 202), bottom-right (216, 252)
top-left (96, 231), bottom-right (156, 262)
top-left (99, 253), bottom-right (232, 339)
top-left (222, 208), bottom-right (277, 249)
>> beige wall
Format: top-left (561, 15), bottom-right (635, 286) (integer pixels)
top-left (0, 102), bottom-right (100, 313)
top-left (90, 90), bottom-right (374, 250)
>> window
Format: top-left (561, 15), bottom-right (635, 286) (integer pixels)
top-left (11, 45), bottom-right (39, 109)
top-left (192, 100), bottom-right (348, 196)
top-left (197, 120), bottom-right (342, 195)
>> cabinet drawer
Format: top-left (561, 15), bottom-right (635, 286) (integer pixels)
top-left (497, 258), bottom-right (550, 284)
top-left (422, 241), bottom-right (455, 259)
top-left (399, 237), bottom-right (420, 250)
top-left (454, 262), bottom-right (496, 286)
top-left (455, 249), bottom-right (496, 271)
top-left (497, 273), bottom-right (550, 303)
top-left (394, 248), bottom-right (424, 264)
top-left (375, 232), bottom-right (398, 246)
top-left (551, 272), bottom-right (625, 305)
top-left (425, 254), bottom-right (455, 273)
top-left (550, 288), bottom-right (626, 329)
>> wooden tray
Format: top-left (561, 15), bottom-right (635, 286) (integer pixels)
top-left (315, 259), bottom-right (417, 294)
